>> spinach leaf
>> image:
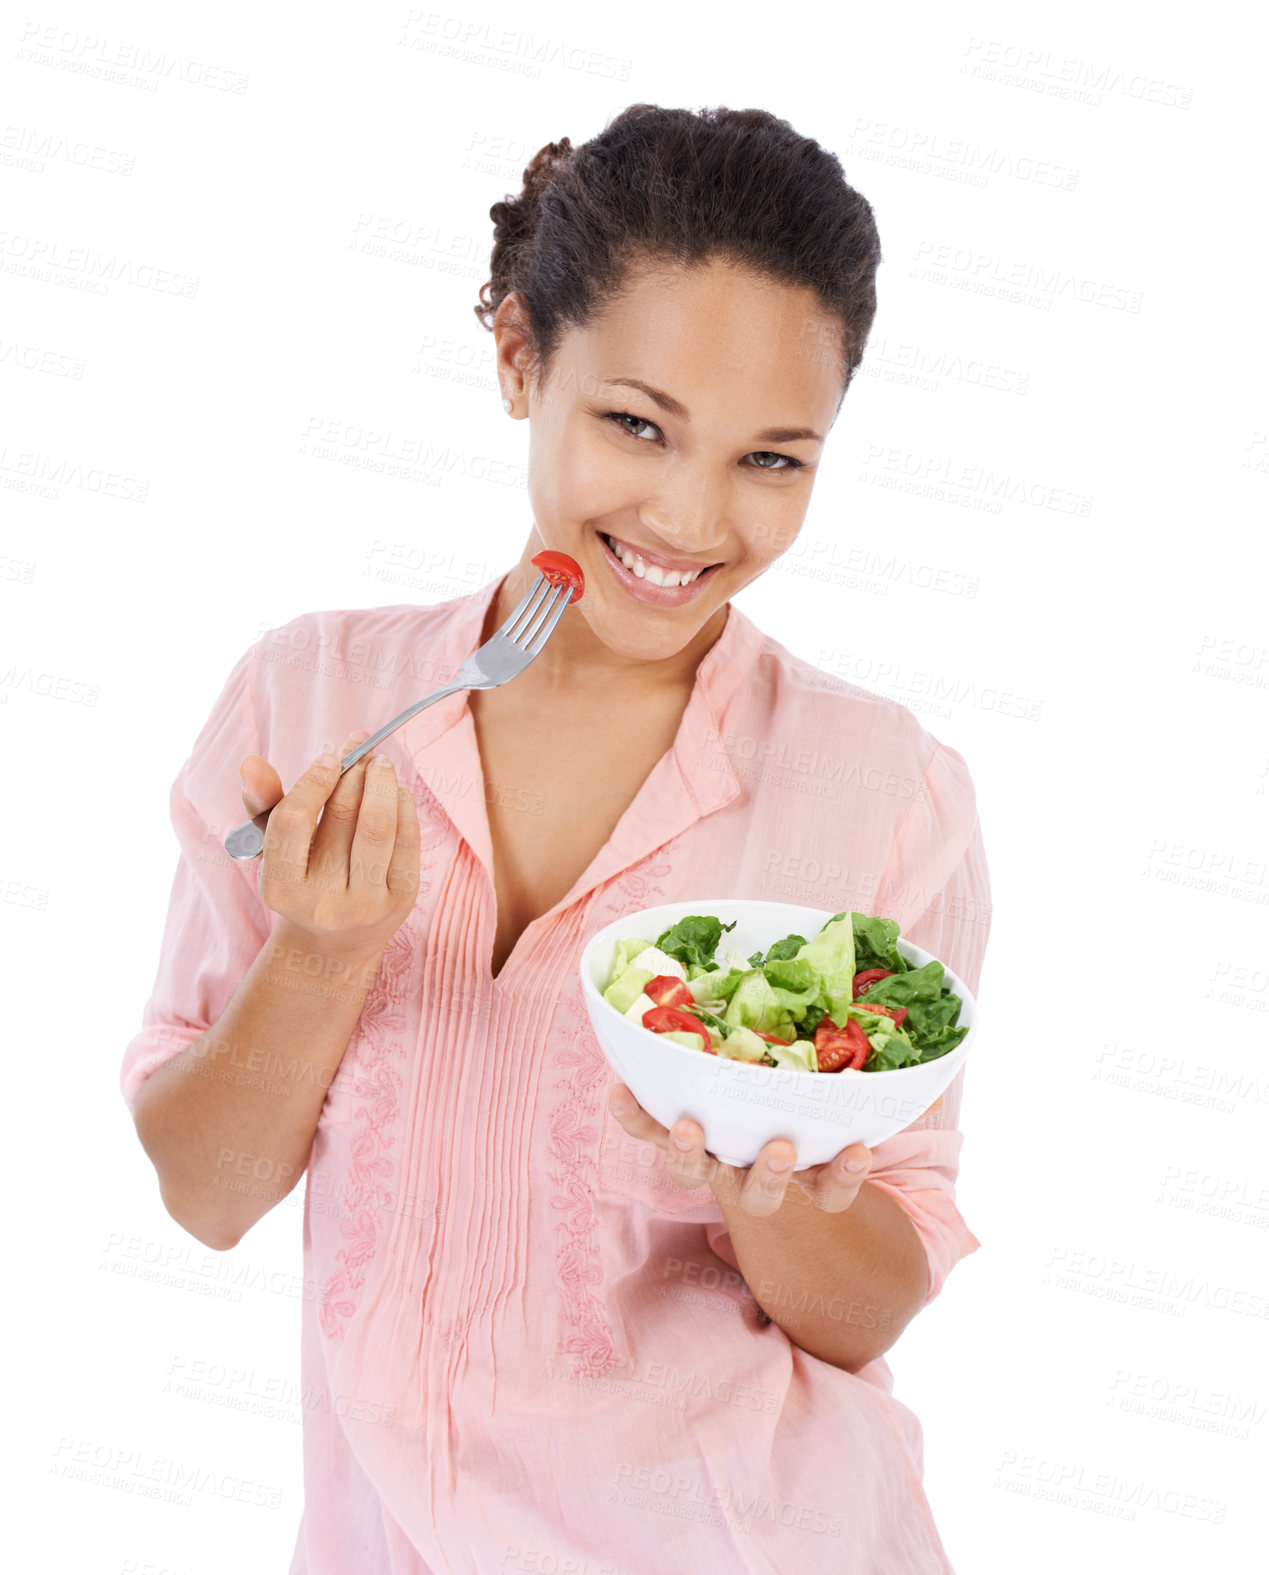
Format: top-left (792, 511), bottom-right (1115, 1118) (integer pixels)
top-left (654, 914), bottom-right (737, 971)
top-left (689, 1005), bottom-right (733, 1039)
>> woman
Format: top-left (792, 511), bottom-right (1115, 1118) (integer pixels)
top-left (124, 104), bottom-right (991, 1573)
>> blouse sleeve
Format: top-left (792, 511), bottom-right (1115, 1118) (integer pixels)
top-left (119, 638), bottom-right (274, 1117)
top-left (861, 740), bottom-right (993, 1309)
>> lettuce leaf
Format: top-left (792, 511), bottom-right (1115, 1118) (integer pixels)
top-left (792, 912), bottom-right (856, 1024)
top-left (722, 970), bottom-right (796, 1039)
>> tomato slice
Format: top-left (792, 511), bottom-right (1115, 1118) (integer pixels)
top-left (644, 974), bottom-right (694, 1009)
top-left (641, 1004), bottom-right (712, 1054)
top-left (852, 1000), bottom-right (909, 1027)
top-left (813, 1015), bottom-right (870, 1073)
top-left (530, 550), bottom-right (584, 603)
top-left (853, 968), bottom-right (894, 999)
top-left (753, 1030), bottom-right (791, 1045)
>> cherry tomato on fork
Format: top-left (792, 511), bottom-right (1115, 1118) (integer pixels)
top-left (530, 550), bottom-right (584, 602)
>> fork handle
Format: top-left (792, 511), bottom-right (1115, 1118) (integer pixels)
top-left (222, 678), bottom-right (468, 860)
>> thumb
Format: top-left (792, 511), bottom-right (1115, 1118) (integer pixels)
top-left (240, 752), bottom-right (283, 814)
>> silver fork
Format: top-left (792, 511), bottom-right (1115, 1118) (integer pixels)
top-left (223, 572), bottom-right (574, 860)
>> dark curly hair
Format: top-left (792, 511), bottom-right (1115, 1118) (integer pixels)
top-left (473, 104), bottom-right (882, 412)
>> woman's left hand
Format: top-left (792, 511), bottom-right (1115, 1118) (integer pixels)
top-left (606, 1082), bottom-right (872, 1217)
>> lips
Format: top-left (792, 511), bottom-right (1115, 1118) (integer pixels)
top-left (600, 531), bottom-right (720, 586)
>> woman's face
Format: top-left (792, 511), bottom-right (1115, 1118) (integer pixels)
top-left (494, 256), bottom-right (846, 674)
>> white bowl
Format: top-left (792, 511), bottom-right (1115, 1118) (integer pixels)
top-left (580, 897), bottom-right (977, 1168)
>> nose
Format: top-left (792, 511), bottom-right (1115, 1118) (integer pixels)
top-left (639, 483), bottom-right (727, 562)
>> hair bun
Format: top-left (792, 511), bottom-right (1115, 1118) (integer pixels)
top-left (523, 137), bottom-right (573, 194)
top-left (476, 137), bottom-right (573, 332)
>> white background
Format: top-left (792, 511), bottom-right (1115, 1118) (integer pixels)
top-left (3, 2), bottom-right (1266, 1570)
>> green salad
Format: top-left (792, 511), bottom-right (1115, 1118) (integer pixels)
top-left (600, 911), bottom-right (969, 1074)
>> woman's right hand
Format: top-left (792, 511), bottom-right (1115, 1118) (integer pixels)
top-left (239, 729), bottom-right (421, 962)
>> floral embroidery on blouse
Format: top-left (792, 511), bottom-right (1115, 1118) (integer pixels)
top-left (316, 919), bottom-right (419, 1339)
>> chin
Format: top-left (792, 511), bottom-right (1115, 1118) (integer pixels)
top-left (585, 605), bottom-right (708, 656)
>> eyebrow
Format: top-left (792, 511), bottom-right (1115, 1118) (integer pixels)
top-left (598, 377), bottom-right (824, 445)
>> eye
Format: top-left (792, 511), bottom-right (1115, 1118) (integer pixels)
top-left (598, 410), bottom-right (805, 472)
top-left (605, 410), bottom-right (660, 443)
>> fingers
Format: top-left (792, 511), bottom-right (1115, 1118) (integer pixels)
top-left (384, 776), bottom-right (422, 907)
top-left (804, 1145), bottom-right (872, 1213)
top-left (608, 1085), bottom-right (865, 1213)
top-left (239, 752), bottom-right (283, 818)
top-left (308, 730), bottom-right (374, 891)
top-left (258, 741), bottom-right (354, 892)
top-left (607, 1080), bottom-right (874, 1217)
top-left (730, 1137), bottom-right (798, 1217)
top-left (347, 749), bottom-right (402, 899)
top-left (666, 1117), bottom-right (716, 1192)
top-left (608, 1084), bottom-right (665, 1143)
top-left (607, 1086), bottom-right (713, 1192)
top-left (248, 725), bottom-right (421, 952)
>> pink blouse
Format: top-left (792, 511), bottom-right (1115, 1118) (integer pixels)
top-left (122, 571), bottom-right (991, 1573)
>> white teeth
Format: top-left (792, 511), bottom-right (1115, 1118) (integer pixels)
top-left (605, 534), bottom-right (703, 588)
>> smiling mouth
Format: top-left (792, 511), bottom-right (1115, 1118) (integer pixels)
top-left (599, 531), bottom-right (722, 587)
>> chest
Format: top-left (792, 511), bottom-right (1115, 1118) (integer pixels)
top-left (469, 686), bottom-right (690, 977)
